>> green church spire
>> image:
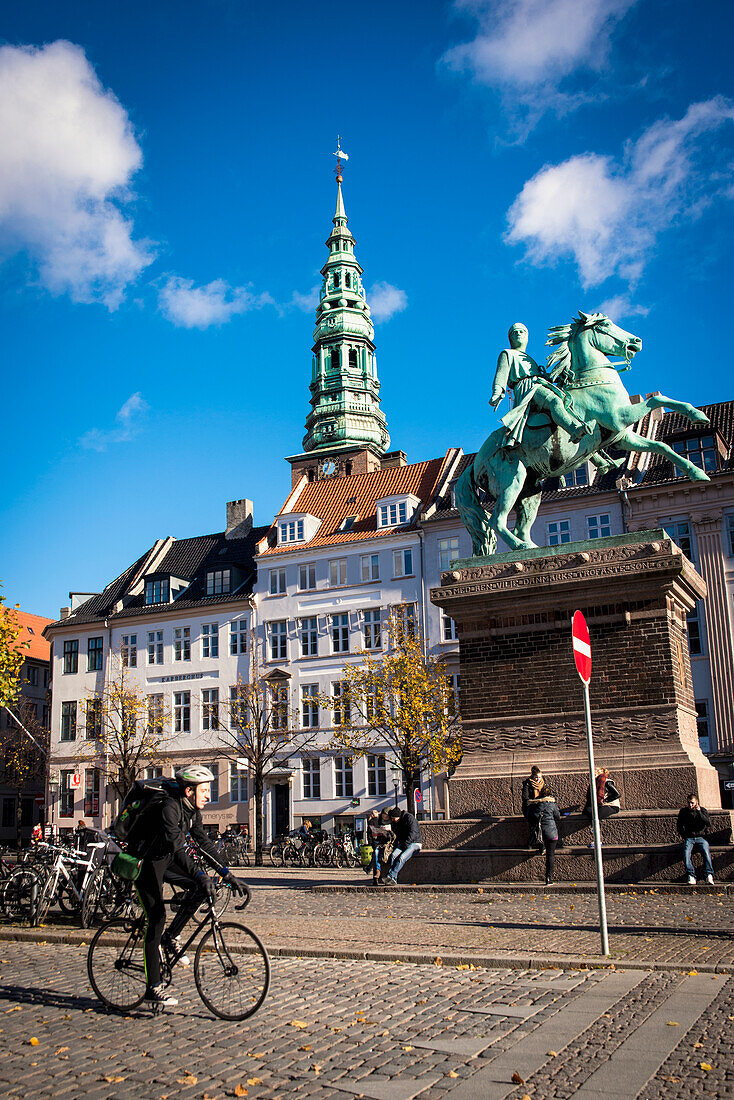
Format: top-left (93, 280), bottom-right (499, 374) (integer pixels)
top-left (301, 154), bottom-right (390, 457)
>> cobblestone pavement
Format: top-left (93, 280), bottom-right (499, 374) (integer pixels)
top-left (0, 941), bottom-right (731, 1099)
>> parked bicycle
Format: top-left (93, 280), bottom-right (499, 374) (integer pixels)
top-left (87, 885), bottom-right (270, 1019)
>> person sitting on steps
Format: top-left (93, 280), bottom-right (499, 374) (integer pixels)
top-left (522, 766), bottom-right (555, 849)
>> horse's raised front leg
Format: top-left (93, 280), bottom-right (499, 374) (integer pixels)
top-left (491, 463), bottom-right (533, 551)
top-left (599, 393), bottom-right (709, 433)
top-left (615, 429), bottom-right (710, 482)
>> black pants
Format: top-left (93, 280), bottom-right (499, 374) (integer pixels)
top-left (544, 838), bottom-right (557, 881)
top-left (135, 858), bottom-right (207, 989)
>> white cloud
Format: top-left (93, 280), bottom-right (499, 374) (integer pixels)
top-left (0, 41), bottom-right (152, 307)
top-left (506, 98), bottom-right (734, 288)
top-left (79, 392), bottom-right (149, 451)
top-left (595, 294), bottom-right (649, 319)
top-left (290, 285), bottom-right (320, 312)
top-left (442, 0), bottom-right (637, 131)
top-left (368, 282), bottom-right (408, 322)
top-left (158, 276), bottom-right (274, 328)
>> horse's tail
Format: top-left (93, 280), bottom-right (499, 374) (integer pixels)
top-left (455, 463), bottom-right (496, 558)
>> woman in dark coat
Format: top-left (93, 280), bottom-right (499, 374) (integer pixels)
top-left (538, 799), bottom-right (562, 886)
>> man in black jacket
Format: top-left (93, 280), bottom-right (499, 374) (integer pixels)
top-left (677, 794), bottom-right (715, 885)
top-left (126, 765), bottom-right (247, 1006)
top-left (384, 808), bottom-right (422, 885)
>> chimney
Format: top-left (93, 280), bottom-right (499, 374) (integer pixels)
top-left (59, 607), bottom-right (70, 620)
top-left (226, 499), bottom-right (254, 540)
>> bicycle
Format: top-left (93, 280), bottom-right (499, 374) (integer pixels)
top-left (33, 841), bottom-right (109, 927)
top-left (87, 885), bottom-right (270, 1020)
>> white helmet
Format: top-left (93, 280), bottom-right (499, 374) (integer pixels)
top-left (176, 764), bottom-right (215, 786)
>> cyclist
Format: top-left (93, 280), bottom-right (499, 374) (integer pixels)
top-left (125, 764), bottom-right (248, 1006)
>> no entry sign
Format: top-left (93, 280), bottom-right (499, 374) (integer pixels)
top-left (572, 610), bottom-right (592, 684)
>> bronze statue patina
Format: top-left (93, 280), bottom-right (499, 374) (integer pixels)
top-left (457, 311), bottom-right (710, 557)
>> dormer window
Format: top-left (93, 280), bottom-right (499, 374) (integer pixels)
top-left (561, 463), bottom-right (590, 488)
top-left (206, 569), bottom-right (231, 596)
top-left (672, 433), bottom-right (719, 473)
top-left (277, 512), bottom-right (321, 546)
top-left (145, 578), bottom-right (169, 605)
top-left (280, 520), bottom-right (304, 543)
top-left (341, 515), bottom-right (358, 532)
top-left (377, 494), bottom-right (419, 529)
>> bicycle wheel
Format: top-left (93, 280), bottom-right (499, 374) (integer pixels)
top-left (32, 869), bottom-right (59, 926)
top-left (2, 867), bottom-right (42, 922)
top-left (81, 867), bottom-right (121, 928)
top-left (269, 842), bottom-right (284, 867)
top-left (87, 918), bottom-right (147, 1012)
top-left (282, 843), bottom-right (300, 867)
top-left (194, 921), bottom-right (270, 1021)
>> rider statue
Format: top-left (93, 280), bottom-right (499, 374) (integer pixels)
top-left (490, 322), bottom-right (591, 447)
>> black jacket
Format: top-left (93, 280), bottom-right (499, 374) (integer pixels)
top-left (127, 787), bottom-right (223, 878)
top-left (539, 801), bottom-right (562, 841)
top-left (391, 811), bottom-right (422, 848)
top-left (677, 805), bottom-right (711, 839)
top-left (584, 779), bottom-right (620, 810)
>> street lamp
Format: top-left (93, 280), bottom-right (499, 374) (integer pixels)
top-left (47, 774), bottom-right (58, 838)
top-left (392, 778), bottom-right (399, 809)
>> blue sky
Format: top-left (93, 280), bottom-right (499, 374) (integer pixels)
top-left (2, 0), bottom-right (733, 617)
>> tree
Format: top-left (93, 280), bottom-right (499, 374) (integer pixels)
top-left (218, 636), bottom-right (321, 865)
top-left (0, 587), bottom-right (29, 711)
top-left (323, 608), bottom-right (462, 816)
top-left (79, 654), bottom-right (172, 809)
top-left (0, 696), bottom-right (49, 847)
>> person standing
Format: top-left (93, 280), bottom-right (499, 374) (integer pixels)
top-left (677, 794), bottom-right (715, 885)
top-left (384, 808), bottom-right (422, 885)
top-left (538, 798), bottom-right (562, 886)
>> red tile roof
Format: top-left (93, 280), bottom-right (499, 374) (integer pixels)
top-left (260, 456), bottom-right (449, 556)
top-left (3, 609), bottom-right (53, 662)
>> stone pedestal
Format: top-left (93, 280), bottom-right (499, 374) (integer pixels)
top-left (431, 531), bottom-right (721, 816)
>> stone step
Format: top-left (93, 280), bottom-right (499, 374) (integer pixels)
top-left (422, 810), bottom-right (734, 851)
top-left (401, 844), bottom-right (734, 886)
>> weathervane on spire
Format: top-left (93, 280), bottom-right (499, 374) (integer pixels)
top-left (333, 135), bottom-right (349, 182)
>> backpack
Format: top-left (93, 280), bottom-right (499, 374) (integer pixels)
top-left (111, 777), bottom-right (179, 843)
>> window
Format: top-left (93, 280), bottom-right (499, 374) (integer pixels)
top-left (208, 763), bottom-right (219, 803)
top-left (270, 684), bottom-right (288, 730)
top-left (147, 630), bottom-right (164, 665)
top-left (206, 569), bottom-right (231, 596)
top-left (360, 554), bottom-right (379, 582)
top-left (394, 603), bottom-right (417, 641)
top-left (146, 766), bottom-right (163, 780)
top-left (368, 754), bottom-right (387, 797)
top-left (333, 681), bottom-right (351, 727)
top-left (562, 465), bottom-right (589, 488)
top-left (230, 762), bottom-right (248, 803)
top-left (300, 617), bottom-right (318, 658)
top-left (302, 757), bottom-right (321, 799)
top-left (202, 688), bottom-right (219, 731)
top-left (202, 623), bottom-right (219, 658)
top-left (298, 563), bottom-right (316, 591)
top-left (301, 684), bottom-right (319, 728)
top-left (26, 663), bottom-right (39, 686)
top-left (121, 634), bottom-right (137, 668)
top-left (687, 603), bottom-right (704, 656)
top-left (86, 697), bottom-right (103, 740)
top-left (84, 636), bottom-right (103, 672)
top-left (268, 621), bottom-right (287, 661)
top-left (147, 695), bottom-right (164, 737)
top-left (269, 568), bottom-right (286, 595)
top-left (331, 613), bottom-right (349, 653)
top-left (341, 515), bottom-right (358, 532)
top-left (438, 537), bottom-right (460, 572)
top-left (672, 434), bottom-right (718, 473)
top-left (145, 578), bottom-right (169, 605)
top-left (696, 700), bottom-right (710, 754)
top-left (230, 620), bottom-right (247, 655)
top-left (727, 515), bottom-right (734, 556)
top-left (378, 501), bottom-right (407, 527)
top-left (43, 668), bottom-right (49, 689)
top-left (334, 756), bottom-right (353, 798)
top-left (546, 519), bottom-right (571, 545)
top-left (393, 548), bottom-right (413, 577)
top-left (363, 609), bottom-right (382, 650)
top-left (664, 520), bottom-right (694, 561)
top-left (442, 613), bottom-right (458, 642)
top-left (60, 771), bottom-right (74, 818)
top-left (1, 798), bottom-right (14, 829)
top-left (587, 513), bottom-right (612, 539)
top-left (280, 519), bottom-right (304, 543)
top-left (60, 701), bottom-right (77, 742)
top-left (84, 769), bottom-right (100, 817)
top-left (63, 639), bottom-right (78, 675)
top-left (329, 558), bottom-right (347, 587)
top-left (174, 691), bottom-right (190, 733)
top-left (42, 704), bottom-right (50, 729)
top-left (174, 627), bottom-right (191, 662)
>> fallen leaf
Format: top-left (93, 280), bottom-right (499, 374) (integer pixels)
top-left (311, 1065), bottom-right (322, 1075)
top-left (694, 1042), bottom-right (704, 1049)
top-left (233, 1087), bottom-right (248, 1098)
top-left (447, 1071), bottom-right (459, 1078)
top-left (689, 970), bottom-right (699, 976)
top-left (521, 1095), bottom-right (532, 1100)
top-left (403, 1045), bottom-right (414, 1052)
top-left (511, 1072), bottom-right (524, 1085)
top-left (247, 1053), bottom-right (266, 1058)
top-left (102, 1076), bottom-right (126, 1084)
top-left (667, 1021), bottom-right (679, 1026)
top-left (176, 1075), bottom-right (197, 1085)
top-left (299, 1045), bottom-right (312, 1052)
top-left (289, 1020), bottom-right (309, 1029)
top-left (55, 1047), bottom-right (70, 1055)
top-left (434, 957), bottom-right (443, 966)
top-left (380, 1030), bottom-right (389, 1036)
top-left (29, 1038), bottom-right (39, 1046)
top-left (547, 1050), bottom-right (559, 1057)
top-left (700, 1063), bottom-right (712, 1072)
top-left (246, 1079), bottom-right (263, 1086)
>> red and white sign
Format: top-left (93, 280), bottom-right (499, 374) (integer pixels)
top-left (34, 795), bottom-right (44, 806)
top-left (414, 789), bottom-right (422, 804)
top-left (70, 772), bottom-right (82, 789)
top-left (572, 610), bottom-right (592, 684)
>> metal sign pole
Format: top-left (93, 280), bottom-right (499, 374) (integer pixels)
top-left (582, 680), bottom-right (610, 957)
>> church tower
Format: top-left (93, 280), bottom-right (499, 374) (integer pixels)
top-left (287, 152), bottom-right (396, 487)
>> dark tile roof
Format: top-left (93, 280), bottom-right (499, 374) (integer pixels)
top-left (47, 526), bottom-right (268, 630)
top-left (638, 400), bottom-right (734, 486)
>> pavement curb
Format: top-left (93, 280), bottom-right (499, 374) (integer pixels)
top-left (312, 882), bottom-right (733, 895)
top-left (1, 926), bottom-right (731, 976)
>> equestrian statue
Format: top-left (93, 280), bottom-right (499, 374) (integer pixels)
top-left (456, 312), bottom-right (710, 557)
